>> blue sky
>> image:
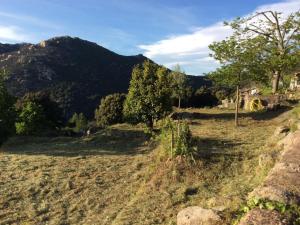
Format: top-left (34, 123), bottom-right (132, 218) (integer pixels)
top-left (0, 0), bottom-right (299, 74)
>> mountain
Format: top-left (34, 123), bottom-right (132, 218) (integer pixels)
top-left (0, 36), bottom-right (210, 119)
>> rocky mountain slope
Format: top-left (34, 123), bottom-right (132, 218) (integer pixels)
top-left (0, 36), bottom-right (210, 119)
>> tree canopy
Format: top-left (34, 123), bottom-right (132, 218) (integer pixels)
top-left (225, 10), bottom-right (300, 93)
top-left (123, 60), bottom-right (172, 129)
top-left (170, 64), bottom-right (191, 108)
top-left (95, 93), bottom-right (126, 127)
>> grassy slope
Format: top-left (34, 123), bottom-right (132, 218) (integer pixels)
top-left (0, 108), bottom-right (288, 225)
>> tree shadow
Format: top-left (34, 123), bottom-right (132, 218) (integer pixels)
top-left (192, 137), bottom-right (247, 163)
top-left (1, 128), bottom-right (154, 157)
top-left (173, 106), bottom-right (292, 121)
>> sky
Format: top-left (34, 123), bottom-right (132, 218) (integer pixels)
top-left (0, 0), bottom-right (299, 75)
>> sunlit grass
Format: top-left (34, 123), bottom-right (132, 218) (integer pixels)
top-left (0, 107), bottom-right (289, 224)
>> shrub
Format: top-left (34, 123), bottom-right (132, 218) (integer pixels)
top-left (15, 91), bottom-right (63, 128)
top-left (160, 118), bottom-right (194, 158)
top-left (68, 112), bottom-right (88, 133)
top-left (15, 101), bottom-right (46, 135)
top-left (95, 93), bottom-right (126, 127)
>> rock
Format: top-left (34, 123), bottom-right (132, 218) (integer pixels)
top-left (273, 126), bottom-right (290, 139)
top-left (239, 208), bottom-right (288, 225)
top-left (249, 130), bottom-right (300, 205)
top-left (177, 206), bottom-right (221, 225)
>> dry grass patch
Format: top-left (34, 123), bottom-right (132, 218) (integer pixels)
top-left (0, 108), bottom-right (290, 225)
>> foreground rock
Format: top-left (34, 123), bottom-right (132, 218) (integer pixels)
top-left (177, 206), bottom-right (221, 225)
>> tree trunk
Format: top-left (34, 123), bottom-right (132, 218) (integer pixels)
top-left (178, 97), bottom-right (181, 109)
top-left (235, 85), bottom-right (240, 127)
top-left (146, 117), bottom-right (154, 130)
top-left (272, 71), bottom-right (280, 94)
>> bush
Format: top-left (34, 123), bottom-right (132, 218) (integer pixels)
top-left (68, 112), bottom-right (88, 133)
top-left (95, 93), bottom-right (126, 127)
top-left (15, 91), bottom-right (63, 128)
top-left (160, 118), bottom-right (194, 158)
top-left (15, 101), bottom-right (47, 135)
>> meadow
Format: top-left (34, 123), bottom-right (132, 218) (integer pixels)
top-left (0, 108), bottom-right (289, 225)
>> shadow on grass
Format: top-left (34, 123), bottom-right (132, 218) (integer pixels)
top-left (192, 137), bottom-right (246, 162)
top-left (1, 128), bottom-right (154, 157)
top-left (174, 106), bottom-right (291, 121)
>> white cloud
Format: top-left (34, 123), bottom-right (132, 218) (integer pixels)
top-left (138, 0), bottom-right (300, 75)
top-left (0, 25), bottom-right (31, 43)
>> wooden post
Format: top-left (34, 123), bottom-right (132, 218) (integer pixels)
top-left (171, 127), bottom-right (174, 157)
top-left (235, 85), bottom-right (240, 127)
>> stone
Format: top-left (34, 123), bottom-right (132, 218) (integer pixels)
top-left (239, 208), bottom-right (287, 225)
top-left (177, 206), bottom-right (221, 225)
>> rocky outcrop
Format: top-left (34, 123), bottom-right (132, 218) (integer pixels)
top-left (177, 206), bottom-right (221, 225)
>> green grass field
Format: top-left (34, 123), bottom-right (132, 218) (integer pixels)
top-left (0, 108), bottom-right (290, 225)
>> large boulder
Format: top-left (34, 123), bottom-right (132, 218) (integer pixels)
top-left (177, 206), bottom-right (221, 225)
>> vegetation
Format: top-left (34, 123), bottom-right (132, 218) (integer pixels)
top-left (123, 60), bottom-right (172, 129)
top-left (228, 11), bottom-right (300, 93)
top-left (16, 92), bottom-right (63, 128)
top-left (0, 9), bottom-right (298, 225)
top-left (15, 101), bottom-right (47, 135)
top-left (233, 198), bottom-right (300, 225)
top-left (0, 72), bottom-right (16, 144)
top-left (0, 108), bottom-right (285, 224)
top-left (68, 112), bottom-right (88, 133)
top-left (170, 65), bottom-right (191, 108)
top-left (95, 93), bottom-right (126, 127)
top-left (160, 118), bottom-right (193, 158)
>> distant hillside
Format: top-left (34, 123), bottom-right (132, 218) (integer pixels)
top-left (0, 36), bottom-right (210, 119)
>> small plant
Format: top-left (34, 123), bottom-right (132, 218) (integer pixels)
top-left (233, 197), bottom-right (300, 225)
top-left (160, 118), bottom-right (194, 158)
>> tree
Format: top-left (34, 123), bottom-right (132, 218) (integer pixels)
top-left (171, 64), bottom-right (191, 108)
top-left (95, 93), bottom-right (126, 127)
top-left (123, 60), bottom-right (172, 129)
top-left (228, 10), bottom-right (300, 93)
top-left (208, 36), bottom-right (268, 126)
top-left (77, 113), bottom-right (87, 133)
top-left (0, 72), bottom-right (16, 143)
top-left (15, 101), bottom-right (46, 135)
top-left (68, 112), bottom-right (87, 133)
top-left (15, 91), bottom-right (63, 128)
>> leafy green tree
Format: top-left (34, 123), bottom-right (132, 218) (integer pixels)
top-left (228, 10), bottom-right (300, 93)
top-left (15, 91), bottom-right (63, 128)
top-left (209, 36), bottom-right (268, 126)
top-left (123, 60), bottom-right (172, 129)
top-left (171, 64), bottom-right (191, 108)
top-left (15, 101), bottom-right (46, 135)
top-left (95, 93), bottom-right (126, 127)
top-left (0, 72), bottom-right (16, 143)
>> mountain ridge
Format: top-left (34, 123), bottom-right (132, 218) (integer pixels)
top-left (0, 36), bottom-right (210, 119)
